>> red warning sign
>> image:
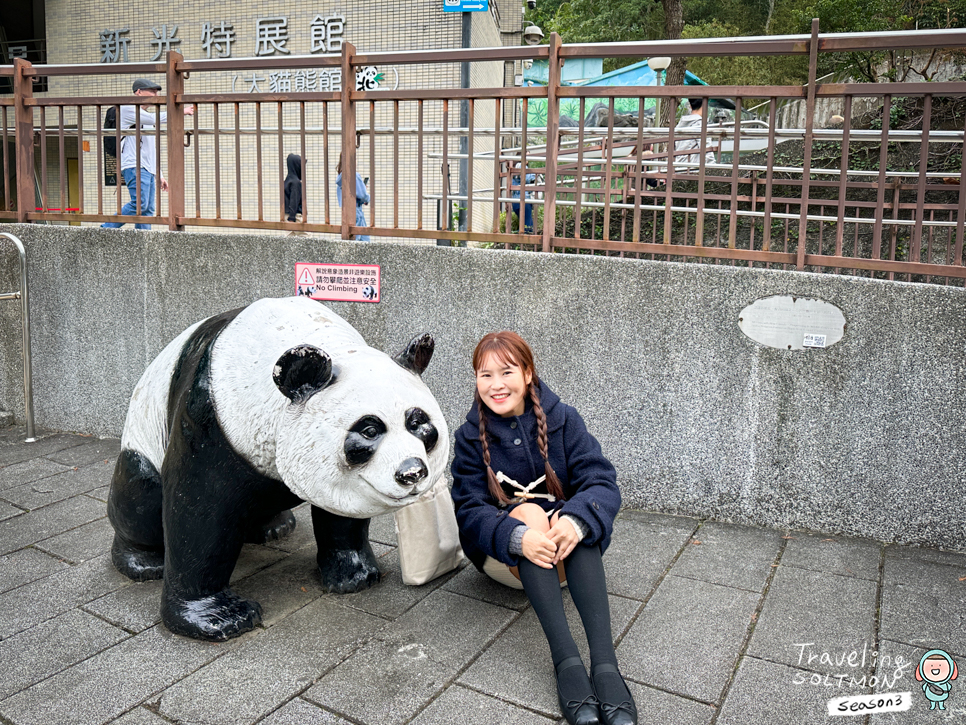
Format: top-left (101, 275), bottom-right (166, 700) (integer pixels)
top-left (294, 263), bottom-right (381, 303)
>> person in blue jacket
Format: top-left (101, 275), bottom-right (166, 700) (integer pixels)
top-left (509, 161), bottom-right (536, 233)
top-left (451, 331), bottom-right (636, 725)
top-left (335, 152), bottom-right (370, 241)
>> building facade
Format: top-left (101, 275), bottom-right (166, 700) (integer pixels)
top-left (3, 0), bottom-right (528, 236)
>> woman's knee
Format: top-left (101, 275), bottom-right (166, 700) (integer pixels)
top-left (509, 503), bottom-right (551, 530)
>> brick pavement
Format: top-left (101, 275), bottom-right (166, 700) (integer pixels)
top-left (0, 426), bottom-right (963, 725)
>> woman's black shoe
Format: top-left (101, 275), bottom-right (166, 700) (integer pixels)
top-left (555, 656), bottom-right (601, 725)
top-left (592, 663), bottom-right (637, 725)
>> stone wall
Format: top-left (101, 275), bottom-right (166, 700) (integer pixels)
top-left (1, 223), bottom-right (964, 550)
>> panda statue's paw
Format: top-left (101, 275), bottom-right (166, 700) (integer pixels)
top-left (318, 547), bottom-right (382, 594)
top-left (161, 588), bottom-right (263, 641)
top-left (245, 509), bottom-right (297, 544)
top-left (111, 535), bottom-right (164, 581)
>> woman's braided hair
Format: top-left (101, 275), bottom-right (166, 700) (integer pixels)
top-left (472, 332), bottom-right (565, 505)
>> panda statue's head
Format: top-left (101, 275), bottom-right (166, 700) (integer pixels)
top-left (271, 334), bottom-right (449, 518)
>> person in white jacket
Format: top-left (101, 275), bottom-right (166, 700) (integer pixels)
top-left (102, 78), bottom-right (194, 230)
top-left (673, 98), bottom-right (716, 172)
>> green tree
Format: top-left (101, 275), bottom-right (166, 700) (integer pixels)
top-left (662, 0), bottom-right (688, 127)
top-left (551, 0), bottom-right (665, 45)
top-left (683, 19), bottom-right (808, 86)
top-left (537, 0), bottom-right (965, 88)
top-left (684, 0), bottom-right (773, 33)
top-left (797, 0), bottom-right (966, 80)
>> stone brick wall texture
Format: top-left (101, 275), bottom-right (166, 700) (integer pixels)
top-left (0, 223), bottom-right (964, 551)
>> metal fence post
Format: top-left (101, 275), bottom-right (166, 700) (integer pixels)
top-left (166, 50), bottom-right (186, 231)
top-left (0, 233), bottom-right (35, 442)
top-left (13, 58), bottom-right (34, 225)
top-left (541, 33), bottom-right (562, 253)
top-left (796, 17), bottom-right (820, 270)
top-left (341, 42), bottom-right (357, 240)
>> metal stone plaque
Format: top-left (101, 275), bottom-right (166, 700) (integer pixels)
top-left (738, 295), bottom-right (846, 351)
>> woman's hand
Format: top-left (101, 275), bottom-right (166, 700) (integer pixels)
top-left (521, 528), bottom-right (557, 569)
top-left (547, 518), bottom-right (579, 564)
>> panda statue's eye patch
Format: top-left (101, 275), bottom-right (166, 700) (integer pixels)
top-left (345, 415), bottom-right (387, 465)
top-left (405, 407), bottom-right (438, 452)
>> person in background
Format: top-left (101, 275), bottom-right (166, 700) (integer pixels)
top-left (509, 161), bottom-right (536, 234)
top-left (284, 154), bottom-right (309, 236)
top-left (336, 152), bottom-right (370, 242)
top-left (284, 153), bottom-right (304, 224)
top-left (673, 98), bottom-right (716, 172)
top-left (102, 78), bottom-right (194, 230)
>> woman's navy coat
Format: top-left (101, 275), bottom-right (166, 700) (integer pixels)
top-left (450, 380), bottom-right (621, 570)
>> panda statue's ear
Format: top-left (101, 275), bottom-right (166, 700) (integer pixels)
top-left (273, 345), bottom-right (335, 403)
top-left (393, 333), bottom-right (434, 376)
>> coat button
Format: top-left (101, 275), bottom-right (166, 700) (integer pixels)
top-left (510, 421), bottom-right (517, 429)
top-left (513, 438), bottom-right (522, 445)
top-left (592, 501), bottom-right (599, 510)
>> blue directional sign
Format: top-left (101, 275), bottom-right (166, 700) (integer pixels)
top-left (444, 0), bottom-right (488, 11)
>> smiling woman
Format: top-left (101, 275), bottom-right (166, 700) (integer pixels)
top-left (451, 331), bottom-right (636, 725)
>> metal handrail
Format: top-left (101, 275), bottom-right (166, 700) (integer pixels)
top-left (0, 233), bottom-right (35, 442)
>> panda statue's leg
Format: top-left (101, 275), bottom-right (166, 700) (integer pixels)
top-left (244, 509), bottom-right (297, 544)
top-left (311, 506), bottom-right (381, 593)
top-left (154, 309), bottom-right (275, 641)
top-left (107, 449), bottom-right (165, 581)
top-left (158, 459), bottom-right (263, 641)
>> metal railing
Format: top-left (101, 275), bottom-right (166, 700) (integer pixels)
top-left (0, 233), bottom-right (35, 442)
top-left (2, 24), bottom-right (966, 283)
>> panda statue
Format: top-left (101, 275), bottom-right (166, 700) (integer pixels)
top-left (108, 296), bottom-right (449, 641)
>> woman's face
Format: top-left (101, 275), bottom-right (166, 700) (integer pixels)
top-left (476, 352), bottom-right (532, 418)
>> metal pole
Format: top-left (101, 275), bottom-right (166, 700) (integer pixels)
top-left (341, 42), bottom-right (357, 240)
top-left (13, 58), bottom-right (35, 225)
top-left (541, 32), bottom-right (562, 253)
top-left (166, 50), bottom-right (186, 231)
top-left (0, 233), bottom-right (35, 442)
top-left (797, 17), bottom-right (820, 270)
top-left (455, 11), bottom-right (472, 244)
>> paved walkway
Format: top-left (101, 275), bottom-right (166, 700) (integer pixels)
top-left (0, 426), bottom-right (964, 725)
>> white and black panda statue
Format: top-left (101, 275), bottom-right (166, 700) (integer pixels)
top-left (107, 296), bottom-right (449, 641)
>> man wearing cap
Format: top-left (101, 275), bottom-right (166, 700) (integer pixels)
top-left (102, 79), bottom-right (194, 230)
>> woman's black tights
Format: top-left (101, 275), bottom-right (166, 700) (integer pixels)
top-left (518, 543), bottom-right (623, 699)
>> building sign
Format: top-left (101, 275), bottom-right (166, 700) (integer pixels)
top-left (98, 15), bottom-right (346, 62)
top-left (201, 21), bottom-right (236, 58)
top-left (150, 24), bottom-right (182, 61)
top-left (295, 263), bottom-right (381, 303)
top-left (99, 28), bottom-right (131, 63)
top-left (443, 0), bottom-right (489, 11)
top-left (231, 69), bottom-right (344, 93)
top-left (230, 65), bottom-right (397, 93)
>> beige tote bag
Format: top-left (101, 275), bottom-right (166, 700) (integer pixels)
top-left (394, 476), bottom-right (464, 585)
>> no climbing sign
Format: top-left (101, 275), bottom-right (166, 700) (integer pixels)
top-left (294, 263), bottom-right (381, 303)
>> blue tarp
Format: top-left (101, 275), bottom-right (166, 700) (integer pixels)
top-left (523, 58), bottom-right (735, 128)
top-left (570, 60), bottom-right (709, 89)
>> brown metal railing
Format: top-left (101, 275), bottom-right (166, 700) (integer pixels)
top-left (2, 24), bottom-right (966, 283)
